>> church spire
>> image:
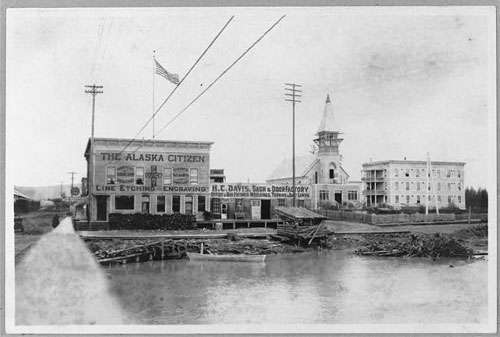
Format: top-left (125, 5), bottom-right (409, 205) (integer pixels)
top-left (317, 93), bottom-right (338, 134)
top-left (314, 93), bottom-right (343, 156)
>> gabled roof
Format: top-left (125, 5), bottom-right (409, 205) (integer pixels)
top-left (317, 94), bottom-right (339, 133)
top-left (267, 154), bottom-right (319, 181)
top-left (14, 189), bottom-right (32, 200)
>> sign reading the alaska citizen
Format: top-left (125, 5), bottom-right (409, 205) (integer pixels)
top-left (173, 168), bottom-right (189, 184)
top-left (211, 183), bottom-right (310, 199)
top-left (99, 152), bottom-right (206, 163)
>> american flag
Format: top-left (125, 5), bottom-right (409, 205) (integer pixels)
top-left (155, 59), bottom-right (180, 85)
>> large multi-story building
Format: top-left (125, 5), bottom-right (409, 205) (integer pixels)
top-left (266, 94), bottom-right (363, 209)
top-left (362, 160), bottom-right (466, 209)
top-left (84, 137), bottom-right (213, 225)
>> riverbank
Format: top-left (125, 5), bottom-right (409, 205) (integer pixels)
top-left (15, 215), bottom-right (488, 264)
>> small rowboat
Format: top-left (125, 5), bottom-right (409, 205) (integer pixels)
top-left (187, 252), bottom-right (266, 262)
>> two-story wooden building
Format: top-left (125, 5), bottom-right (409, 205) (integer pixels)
top-left (84, 138), bottom-right (213, 225)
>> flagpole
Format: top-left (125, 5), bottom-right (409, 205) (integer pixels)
top-left (152, 50), bottom-right (156, 141)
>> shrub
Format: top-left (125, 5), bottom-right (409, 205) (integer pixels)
top-left (108, 213), bottom-right (197, 231)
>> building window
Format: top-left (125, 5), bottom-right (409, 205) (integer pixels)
top-left (406, 195), bottom-right (410, 204)
top-left (416, 169), bottom-right (420, 177)
top-left (298, 199), bottom-right (305, 207)
top-left (447, 170), bottom-right (451, 178)
top-left (135, 167), bottom-right (145, 185)
top-left (405, 169), bottom-right (409, 177)
top-left (417, 182), bottom-right (420, 191)
top-left (438, 196), bottom-right (441, 202)
top-left (106, 166), bottom-right (116, 185)
top-left (329, 169), bottom-right (334, 179)
top-left (157, 195), bottom-right (166, 213)
top-left (314, 172), bottom-right (318, 184)
top-left (438, 182), bottom-right (441, 191)
top-left (458, 170), bottom-right (462, 178)
top-left (198, 196), bottom-right (206, 212)
top-left (448, 196), bottom-right (452, 204)
top-left (185, 196), bottom-right (193, 215)
top-left (190, 168), bottom-right (198, 185)
top-left (163, 168), bottom-right (172, 185)
top-left (235, 198), bottom-right (243, 212)
top-left (115, 195), bottom-right (134, 210)
top-left (395, 195), bottom-right (399, 203)
top-left (211, 198), bottom-right (221, 214)
top-left (348, 191), bottom-right (358, 201)
top-left (458, 196), bottom-right (462, 204)
top-left (458, 183), bottom-right (462, 191)
top-left (395, 182), bottom-right (399, 191)
top-left (172, 196), bottom-right (181, 213)
top-left (278, 198), bottom-right (286, 207)
top-left (417, 195), bottom-right (421, 204)
top-left (448, 183), bottom-right (451, 191)
top-left (395, 169), bottom-right (398, 177)
top-left (319, 190), bottom-right (329, 201)
top-left (406, 182), bottom-right (410, 191)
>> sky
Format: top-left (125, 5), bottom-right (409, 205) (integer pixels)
top-left (5, 6), bottom-right (496, 189)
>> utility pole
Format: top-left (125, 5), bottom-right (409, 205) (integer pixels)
top-left (285, 83), bottom-right (302, 207)
top-left (85, 84), bottom-right (103, 226)
top-left (68, 171), bottom-right (76, 190)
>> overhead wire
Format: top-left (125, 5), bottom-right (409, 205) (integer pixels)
top-left (94, 18), bottom-right (115, 83)
top-left (141, 15), bottom-right (287, 149)
top-left (98, 18), bottom-right (128, 84)
top-left (113, 15), bottom-right (235, 158)
top-left (90, 21), bottom-right (104, 82)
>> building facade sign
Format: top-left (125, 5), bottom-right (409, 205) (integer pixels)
top-left (173, 167), bottom-right (189, 184)
top-left (99, 151), bottom-right (206, 163)
top-left (210, 183), bottom-right (311, 199)
top-left (117, 165), bottom-right (134, 184)
top-left (95, 184), bottom-right (209, 193)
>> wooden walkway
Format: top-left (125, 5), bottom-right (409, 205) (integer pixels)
top-left (78, 230), bottom-right (276, 240)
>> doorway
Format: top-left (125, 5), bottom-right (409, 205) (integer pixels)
top-left (96, 196), bottom-right (107, 221)
top-left (334, 192), bottom-right (342, 205)
top-left (261, 199), bottom-right (271, 219)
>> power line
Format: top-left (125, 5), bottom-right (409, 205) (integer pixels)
top-left (152, 15), bottom-right (286, 140)
top-left (114, 15), bottom-right (235, 158)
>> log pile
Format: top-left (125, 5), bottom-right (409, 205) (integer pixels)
top-left (355, 233), bottom-right (473, 258)
top-left (108, 213), bottom-right (196, 231)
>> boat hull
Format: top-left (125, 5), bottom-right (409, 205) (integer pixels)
top-left (187, 252), bottom-right (266, 262)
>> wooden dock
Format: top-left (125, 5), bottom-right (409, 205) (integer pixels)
top-left (79, 230), bottom-right (275, 240)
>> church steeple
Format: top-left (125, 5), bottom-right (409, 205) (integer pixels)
top-left (314, 94), bottom-right (343, 156)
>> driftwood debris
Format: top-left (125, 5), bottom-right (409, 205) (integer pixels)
top-left (354, 233), bottom-right (474, 258)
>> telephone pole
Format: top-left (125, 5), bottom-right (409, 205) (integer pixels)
top-left (285, 83), bottom-right (302, 207)
top-left (68, 171), bottom-right (77, 190)
top-left (85, 84), bottom-right (103, 226)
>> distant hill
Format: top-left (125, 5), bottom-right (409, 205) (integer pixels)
top-left (15, 185), bottom-right (74, 200)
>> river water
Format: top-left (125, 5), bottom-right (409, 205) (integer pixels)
top-left (106, 251), bottom-right (488, 325)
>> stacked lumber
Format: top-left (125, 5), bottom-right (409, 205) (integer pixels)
top-left (277, 223), bottom-right (331, 241)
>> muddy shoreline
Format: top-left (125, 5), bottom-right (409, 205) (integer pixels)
top-left (82, 224), bottom-right (488, 265)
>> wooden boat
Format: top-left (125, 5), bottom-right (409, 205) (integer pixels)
top-left (187, 252), bottom-right (266, 262)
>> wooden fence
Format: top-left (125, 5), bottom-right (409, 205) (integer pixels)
top-left (313, 210), bottom-right (478, 225)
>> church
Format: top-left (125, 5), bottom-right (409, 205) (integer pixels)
top-left (266, 94), bottom-right (363, 210)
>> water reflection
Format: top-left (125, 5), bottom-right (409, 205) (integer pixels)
top-left (106, 251), bottom-right (487, 325)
